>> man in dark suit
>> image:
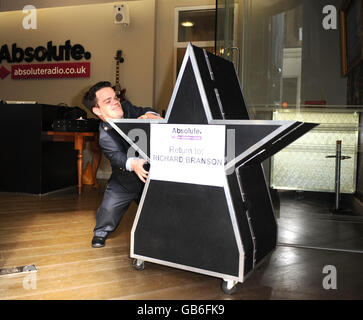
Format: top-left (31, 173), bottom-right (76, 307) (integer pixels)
top-left (83, 81), bottom-right (161, 248)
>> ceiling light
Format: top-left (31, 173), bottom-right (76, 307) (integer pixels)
top-left (181, 21), bottom-right (194, 27)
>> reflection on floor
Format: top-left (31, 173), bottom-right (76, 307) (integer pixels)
top-left (271, 190), bottom-right (363, 299)
top-left (0, 184), bottom-right (363, 299)
top-left (277, 191), bottom-right (363, 252)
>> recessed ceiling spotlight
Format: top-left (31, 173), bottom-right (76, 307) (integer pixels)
top-left (181, 21), bottom-right (194, 27)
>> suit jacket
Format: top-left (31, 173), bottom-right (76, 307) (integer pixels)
top-left (99, 100), bottom-right (156, 194)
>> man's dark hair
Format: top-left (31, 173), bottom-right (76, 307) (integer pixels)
top-left (83, 81), bottom-right (112, 111)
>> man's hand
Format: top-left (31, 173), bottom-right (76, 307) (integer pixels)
top-left (138, 113), bottom-right (163, 119)
top-left (130, 158), bottom-right (148, 183)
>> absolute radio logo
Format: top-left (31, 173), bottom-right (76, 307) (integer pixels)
top-left (0, 40), bottom-right (91, 63)
top-left (11, 62), bottom-right (90, 79)
top-left (0, 65), bottom-right (10, 79)
top-left (0, 40), bottom-right (92, 80)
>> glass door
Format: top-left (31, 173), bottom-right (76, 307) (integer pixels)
top-left (216, 0), bottom-right (240, 77)
top-left (215, 0), bottom-right (363, 253)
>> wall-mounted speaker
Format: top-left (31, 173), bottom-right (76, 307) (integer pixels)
top-left (114, 3), bottom-right (130, 26)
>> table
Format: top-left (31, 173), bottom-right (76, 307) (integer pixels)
top-left (46, 131), bottom-right (101, 194)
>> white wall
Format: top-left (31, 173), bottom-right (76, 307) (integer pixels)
top-left (0, 1), bottom-right (155, 109)
top-left (0, 0), bottom-right (216, 179)
top-left (0, 1), bottom-right (156, 178)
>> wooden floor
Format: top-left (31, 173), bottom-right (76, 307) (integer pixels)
top-left (0, 182), bottom-right (227, 300)
top-left (1, 182), bottom-right (363, 300)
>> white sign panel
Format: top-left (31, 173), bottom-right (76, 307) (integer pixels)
top-left (150, 124), bottom-right (226, 186)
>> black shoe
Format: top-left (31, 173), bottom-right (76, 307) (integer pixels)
top-left (92, 236), bottom-right (106, 248)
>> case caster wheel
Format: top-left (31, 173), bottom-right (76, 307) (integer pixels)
top-left (132, 259), bottom-right (145, 271)
top-left (221, 279), bottom-right (237, 295)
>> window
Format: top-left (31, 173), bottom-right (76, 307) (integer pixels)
top-left (174, 6), bottom-right (216, 80)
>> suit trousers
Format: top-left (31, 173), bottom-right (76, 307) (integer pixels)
top-left (93, 176), bottom-right (142, 238)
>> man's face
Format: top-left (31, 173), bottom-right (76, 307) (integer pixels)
top-left (92, 87), bottom-right (124, 120)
